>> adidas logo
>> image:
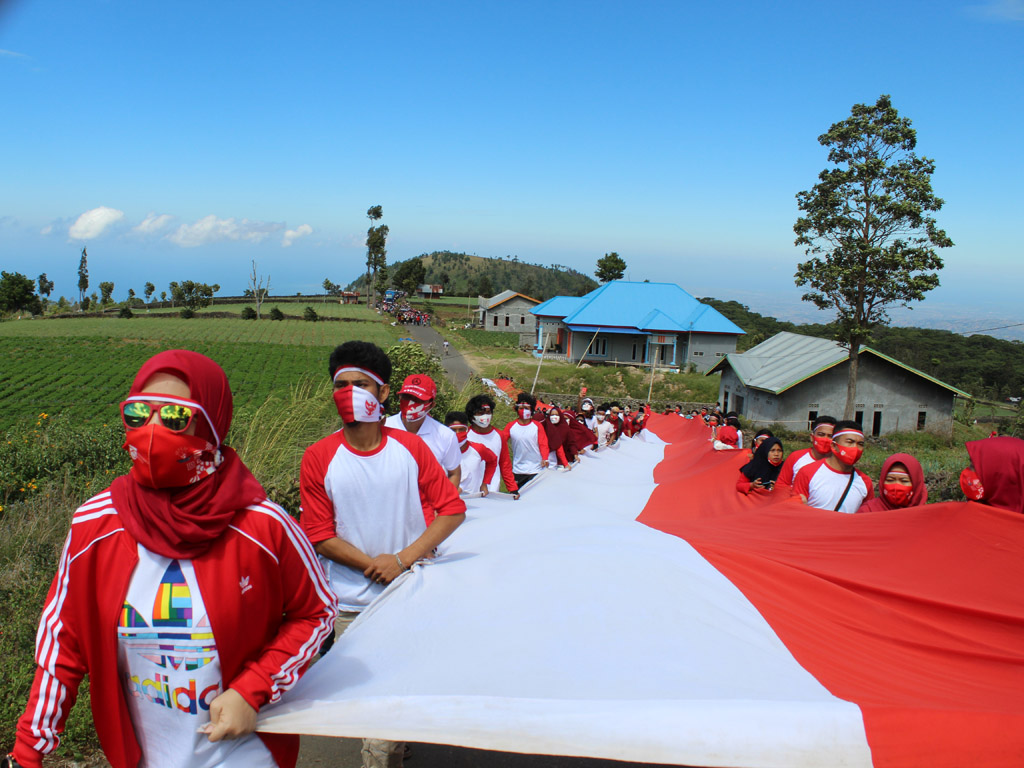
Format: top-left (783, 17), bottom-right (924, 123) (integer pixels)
top-left (239, 576), bottom-right (253, 595)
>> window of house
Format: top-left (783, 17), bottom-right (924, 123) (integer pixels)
top-left (808, 410), bottom-right (818, 426)
top-left (505, 315), bottom-right (510, 326)
top-left (917, 411), bottom-right (927, 430)
top-left (715, 352), bottom-right (725, 357)
top-left (723, 392), bottom-right (730, 412)
top-left (595, 338), bottom-right (607, 355)
top-left (854, 410), bottom-right (864, 427)
top-left (693, 350), bottom-right (704, 357)
top-left (872, 411), bottom-right (882, 437)
top-left (492, 315), bottom-right (498, 327)
top-left (520, 316), bottom-right (525, 324)
top-left (631, 343), bottom-right (638, 360)
top-left (734, 395), bottom-right (745, 414)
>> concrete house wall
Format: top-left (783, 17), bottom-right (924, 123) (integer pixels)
top-left (718, 354), bottom-right (956, 436)
top-left (481, 296), bottom-right (538, 334)
top-left (685, 333), bottom-right (737, 373)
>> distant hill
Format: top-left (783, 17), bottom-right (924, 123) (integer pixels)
top-left (701, 298), bottom-right (1024, 402)
top-left (346, 251), bottom-right (598, 301)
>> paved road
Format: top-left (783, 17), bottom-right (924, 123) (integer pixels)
top-left (399, 322), bottom-right (475, 389)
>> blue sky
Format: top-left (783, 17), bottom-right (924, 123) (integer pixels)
top-left (1, 0), bottom-right (1021, 330)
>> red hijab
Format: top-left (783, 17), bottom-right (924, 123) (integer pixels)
top-left (110, 350), bottom-right (265, 559)
top-left (966, 436), bottom-right (1024, 515)
top-left (542, 406), bottom-right (571, 451)
top-left (859, 453), bottom-right (927, 512)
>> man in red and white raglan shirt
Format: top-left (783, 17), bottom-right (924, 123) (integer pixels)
top-left (504, 393), bottom-right (559, 489)
top-left (299, 341), bottom-right (466, 768)
top-left (384, 373), bottom-right (462, 490)
top-left (465, 393), bottom-right (520, 498)
top-left (775, 415), bottom-right (837, 491)
top-left (791, 419), bottom-right (874, 514)
top-left (445, 411), bottom-right (498, 496)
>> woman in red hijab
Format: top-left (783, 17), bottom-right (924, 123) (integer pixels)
top-left (541, 405), bottom-right (575, 466)
top-left (960, 436), bottom-right (1024, 514)
top-left (10, 350), bottom-right (337, 768)
top-left (859, 452), bottom-right (928, 512)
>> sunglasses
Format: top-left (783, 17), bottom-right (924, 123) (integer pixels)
top-left (121, 397), bottom-right (200, 433)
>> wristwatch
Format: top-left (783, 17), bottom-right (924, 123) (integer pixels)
top-left (2, 754), bottom-right (23, 768)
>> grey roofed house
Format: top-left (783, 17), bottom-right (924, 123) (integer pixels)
top-left (478, 290), bottom-right (542, 345)
top-left (706, 331), bottom-right (971, 437)
top-left (530, 281), bottom-right (744, 372)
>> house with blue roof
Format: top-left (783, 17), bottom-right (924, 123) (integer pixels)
top-left (530, 281), bottom-right (744, 372)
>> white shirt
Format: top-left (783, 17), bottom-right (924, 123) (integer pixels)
top-left (459, 442), bottom-right (495, 495)
top-left (467, 429), bottom-right (506, 492)
top-left (118, 547), bottom-right (274, 768)
top-left (793, 460), bottom-right (872, 515)
top-left (595, 419), bottom-right (615, 447)
top-left (507, 420), bottom-right (545, 474)
top-left (384, 413), bottom-right (461, 472)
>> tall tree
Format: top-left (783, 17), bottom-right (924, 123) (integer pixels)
top-left (248, 260), bottom-right (271, 319)
top-left (144, 282), bottom-right (156, 305)
top-left (37, 273), bottom-right (54, 305)
top-left (595, 252), bottom-right (627, 282)
top-left (794, 94), bottom-right (952, 418)
top-left (365, 205), bottom-right (388, 305)
top-left (77, 247), bottom-right (89, 303)
top-left (0, 271), bottom-right (39, 313)
top-left (98, 281), bottom-right (115, 305)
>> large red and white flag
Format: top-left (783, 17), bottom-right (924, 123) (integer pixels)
top-left (260, 416), bottom-right (1024, 767)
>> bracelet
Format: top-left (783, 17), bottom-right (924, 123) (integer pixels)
top-left (395, 553), bottom-right (408, 571)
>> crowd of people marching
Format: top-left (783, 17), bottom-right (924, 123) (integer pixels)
top-left (6, 338), bottom-right (1022, 768)
top-left (376, 298), bottom-right (431, 326)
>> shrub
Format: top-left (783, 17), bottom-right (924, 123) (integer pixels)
top-left (118, 306), bottom-right (133, 319)
top-left (303, 306), bottom-right (318, 322)
top-left (180, 307), bottom-right (195, 319)
top-left (241, 306), bottom-right (257, 320)
top-left (270, 307), bottom-right (285, 321)
top-left (80, 296), bottom-right (90, 311)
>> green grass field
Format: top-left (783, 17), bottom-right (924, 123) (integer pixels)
top-left (0, 314), bottom-right (402, 430)
top-left (139, 300), bottom-right (381, 320)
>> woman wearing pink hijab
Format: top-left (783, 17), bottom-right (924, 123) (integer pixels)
top-left (9, 350), bottom-right (336, 768)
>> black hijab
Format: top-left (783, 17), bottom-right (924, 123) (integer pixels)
top-left (740, 437), bottom-right (784, 485)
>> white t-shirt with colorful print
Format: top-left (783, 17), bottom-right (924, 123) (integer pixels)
top-left (117, 545), bottom-right (274, 768)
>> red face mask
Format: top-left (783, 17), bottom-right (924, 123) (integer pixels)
top-left (518, 407), bottom-right (532, 420)
top-left (883, 483), bottom-right (914, 507)
top-left (768, 454), bottom-right (784, 466)
top-left (812, 435), bottom-right (833, 454)
top-left (334, 386), bottom-right (382, 424)
top-left (124, 425), bottom-right (221, 488)
top-left (400, 398), bottom-right (430, 422)
top-left (455, 429), bottom-right (469, 444)
top-left (960, 468), bottom-right (985, 501)
top-left (832, 442), bottom-right (863, 466)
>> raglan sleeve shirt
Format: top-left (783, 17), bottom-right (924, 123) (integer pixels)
top-left (299, 431), bottom-right (344, 545)
top-left (775, 448), bottom-right (809, 490)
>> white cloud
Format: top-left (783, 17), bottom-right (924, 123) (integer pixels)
top-left (969, 0), bottom-right (1024, 20)
top-left (134, 212), bottom-right (174, 235)
top-left (40, 224), bottom-right (53, 235)
top-left (68, 206), bottom-right (125, 240)
top-left (168, 214), bottom-right (284, 248)
top-left (282, 224), bottom-right (313, 247)
top-left (0, 49), bottom-right (27, 58)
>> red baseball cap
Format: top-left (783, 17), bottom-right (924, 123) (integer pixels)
top-left (399, 374), bottom-right (436, 401)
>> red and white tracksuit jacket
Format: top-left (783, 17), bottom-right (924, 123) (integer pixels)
top-left (13, 489), bottom-right (337, 768)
